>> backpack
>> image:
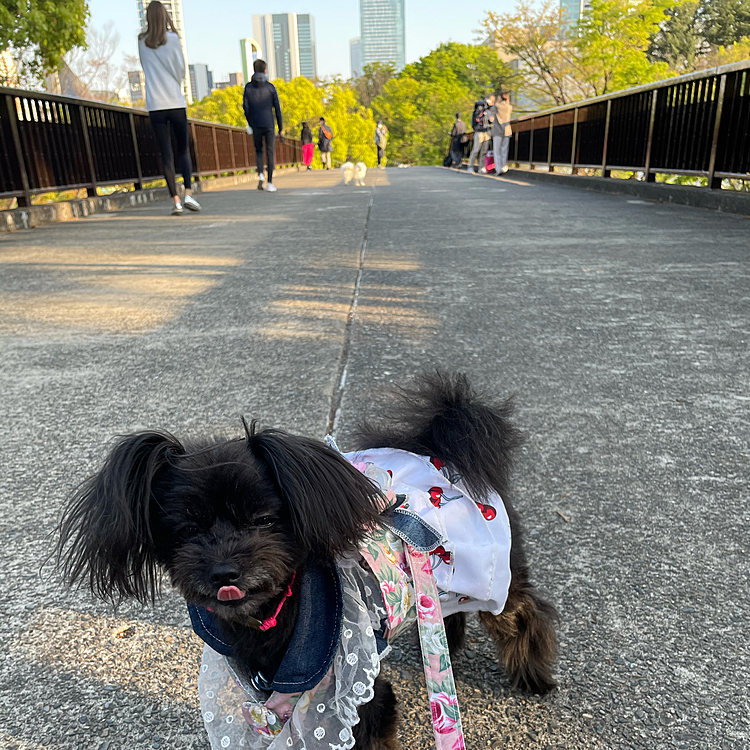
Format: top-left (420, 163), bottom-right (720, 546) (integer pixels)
top-left (472, 101), bottom-right (488, 132)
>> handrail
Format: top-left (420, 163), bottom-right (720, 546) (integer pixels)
top-left (503, 60), bottom-right (749, 188)
top-left (0, 86), bottom-right (302, 205)
top-left (509, 59), bottom-right (750, 123)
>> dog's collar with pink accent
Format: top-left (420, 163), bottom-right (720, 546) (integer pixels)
top-left (256, 572), bottom-right (296, 631)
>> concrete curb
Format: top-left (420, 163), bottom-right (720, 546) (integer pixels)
top-left (0, 167), bottom-right (301, 233)
top-left (503, 168), bottom-right (750, 216)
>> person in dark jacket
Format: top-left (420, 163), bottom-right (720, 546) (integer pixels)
top-left (242, 59), bottom-right (283, 192)
top-left (317, 117), bottom-right (333, 169)
top-left (449, 113), bottom-right (466, 168)
top-left (301, 122), bottom-right (314, 170)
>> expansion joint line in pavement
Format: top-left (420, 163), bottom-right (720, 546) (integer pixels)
top-left (326, 192), bottom-right (374, 438)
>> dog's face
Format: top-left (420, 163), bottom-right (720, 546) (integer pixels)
top-left (151, 442), bottom-right (302, 625)
top-left (56, 428), bottom-right (382, 619)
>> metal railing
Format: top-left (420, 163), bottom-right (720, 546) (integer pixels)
top-left (0, 87), bottom-right (303, 206)
top-left (507, 60), bottom-right (750, 188)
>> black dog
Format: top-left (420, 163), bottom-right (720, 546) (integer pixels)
top-left (56, 372), bottom-right (557, 750)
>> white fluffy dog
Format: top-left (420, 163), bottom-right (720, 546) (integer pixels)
top-left (341, 161), bottom-right (367, 186)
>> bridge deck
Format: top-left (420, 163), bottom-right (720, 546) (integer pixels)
top-left (1, 167), bottom-right (748, 750)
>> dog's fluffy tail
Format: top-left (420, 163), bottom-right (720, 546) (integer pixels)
top-left (355, 371), bottom-right (525, 501)
top-left (356, 371), bottom-right (559, 694)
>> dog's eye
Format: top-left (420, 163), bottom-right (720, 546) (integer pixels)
top-left (252, 516), bottom-right (276, 528)
top-left (178, 523), bottom-right (201, 538)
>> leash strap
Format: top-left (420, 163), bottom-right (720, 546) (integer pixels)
top-left (406, 545), bottom-right (466, 750)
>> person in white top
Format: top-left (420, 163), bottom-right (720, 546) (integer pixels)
top-left (138, 1), bottom-right (200, 215)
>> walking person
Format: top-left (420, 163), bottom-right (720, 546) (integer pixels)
top-left (467, 93), bottom-right (495, 174)
top-left (375, 120), bottom-right (388, 168)
top-left (489, 92), bottom-right (513, 174)
top-left (318, 117), bottom-right (333, 169)
top-left (449, 113), bottom-right (466, 168)
top-left (138, 0), bottom-right (200, 215)
top-left (243, 59), bottom-right (283, 192)
top-left (301, 121), bottom-right (314, 170)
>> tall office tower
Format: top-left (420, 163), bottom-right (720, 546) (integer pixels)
top-left (189, 63), bottom-right (212, 101)
top-left (350, 37), bottom-right (362, 78)
top-left (359, 0), bottom-right (405, 71)
top-left (560, 0), bottom-right (591, 30)
top-left (251, 14), bottom-right (318, 81)
top-left (240, 38), bottom-right (263, 84)
top-left (297, 14), bottom-right (317, 79)
top-left (137, 0), bottom-right (192, 103)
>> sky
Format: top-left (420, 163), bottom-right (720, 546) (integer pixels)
top-left (88, 0), bottom-right (514, 81)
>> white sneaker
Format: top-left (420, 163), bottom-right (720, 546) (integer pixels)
top-left (501, 166), bottom-right (509, 174)
top-left (171, 202), bottom-right (183, 215)
top-left (480, 167), bottom-right (487, 174)
top-left (184, 195), bottom-right (201, 211)
top-left (266, 183), bottom-right (277, 192)
top-left (467, 167), bottom-right (476, 174)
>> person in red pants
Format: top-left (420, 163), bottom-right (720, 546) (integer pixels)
top-left (301, 122), bottom-right (314, 170)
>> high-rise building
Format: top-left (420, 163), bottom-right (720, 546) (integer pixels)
top-left (251, 13), bottom-right (318, 81)
top-left (350, 37), bottom-right (362, 78)
top-left (137, 0), bottom-right (192, 103)
top-left (240, 38), bottom-right (263, 84)
top-left (560, 0), bottom-right (591, 30)
top-left (189, 63), bottom-right (213, 102)
top-left (359, 0), bottom-right (405, 72)
top-left (297, 14), bottom-right (317, 79)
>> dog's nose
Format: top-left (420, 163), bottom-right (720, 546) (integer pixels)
top-left (210, 562), bottom-right (241, 586)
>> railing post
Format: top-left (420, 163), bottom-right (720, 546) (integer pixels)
top-left (190, 121), bottom-right (201, 183)
top-left (707, 74), bottom-right (727, 190)
top-left (601, 100), bottom-right (611, 178)
top-left (643, 89), bottom-right (658, 183)
top-left (128, 112), bottom-right (143, 190)
top-left (529, 118), bottom-right (535, 169)
top-left (547, 113), bottom-right (554, 172)
top-left (513, 127), bottom-right (519, 165)
top-left (229, 129), bottom-right (237, 173)
top-left (78, 104), bottom-right (98, 197)
top-left (4, 94), bottom-right (32, 207)
top-left (570, 108), bottom-right (579, 174)
top-left (212, 125), bottom-right (220, 176)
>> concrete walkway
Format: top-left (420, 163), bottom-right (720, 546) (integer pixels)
top-left (1, 167), bottom-right (748, 750)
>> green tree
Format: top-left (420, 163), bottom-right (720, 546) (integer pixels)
top-left (352, 62), bottom-right (395, 107)
top-left (274, 76), bottom-right (325, 138)
top-left (574, 0), bottom-right (674, 95)
top-left (188, 85), bottom-right (245, 126)
top-left (699, 0), bottom-right (750, 46)
top-left (648, 0), bottom-right (705, 71)
top-left (370, 43), bottom-right (514, 164)
top-left (0, 0), bottom-right (89, 84)
top-left (479, 0), bottom-right (583, 107)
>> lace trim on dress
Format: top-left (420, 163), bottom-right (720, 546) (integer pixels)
top-left (198, 557), bottom-right (385, 750)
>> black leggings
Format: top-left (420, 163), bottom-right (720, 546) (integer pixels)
top-left (253, 127), bottom-right (275, 183)
top-left (149, 108), bottom-right (192, 197)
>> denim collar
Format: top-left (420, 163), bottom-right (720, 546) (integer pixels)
top-left (188, 559), bottom-right (343, 693)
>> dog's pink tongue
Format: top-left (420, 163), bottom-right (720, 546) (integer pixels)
top-left (217, 586), bottom-right (245, 602)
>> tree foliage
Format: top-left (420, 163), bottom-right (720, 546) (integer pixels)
top-left (352, 62), bottom-right (396, 107)
top-left (0, 0), bottom-right (89, 84)
top-left (371, 42), bottom-right (514, 164)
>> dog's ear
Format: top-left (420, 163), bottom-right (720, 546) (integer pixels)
top-left (55, 431), bottom-right (183, 605)
top-left (248, 429), bottom-right (382, 558)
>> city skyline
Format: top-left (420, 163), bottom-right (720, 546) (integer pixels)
top-left (90, 0), bottom-right (514, 83)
